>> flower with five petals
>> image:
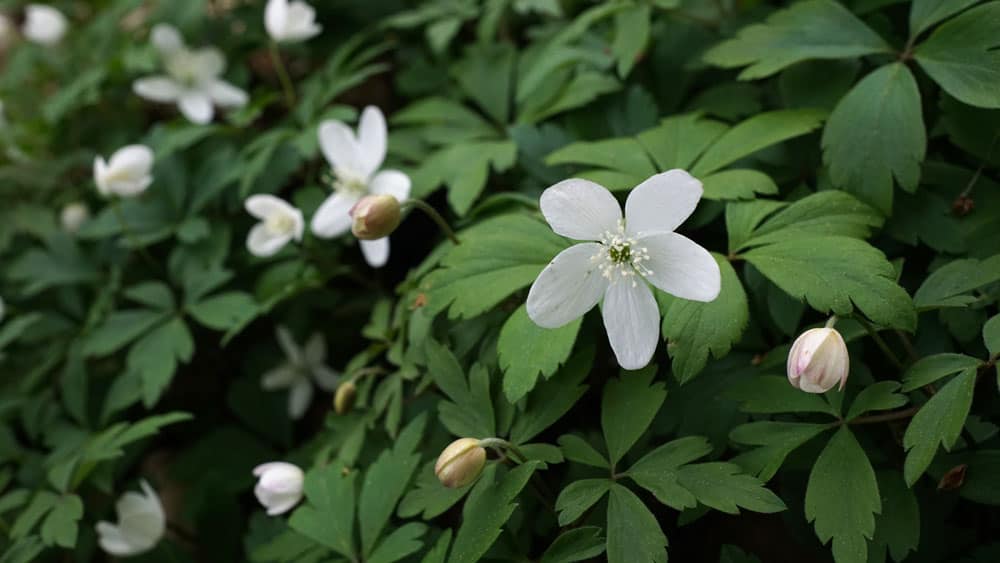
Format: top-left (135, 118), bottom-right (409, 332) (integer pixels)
top-left (244, 195), bottom-right (304, 257)
top-left (261, 326), bottom-right (339, 419)
top-left (526, 170), bottom-right (721, 370)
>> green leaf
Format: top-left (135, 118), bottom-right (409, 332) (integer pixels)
top-left (123, 282), bottom-right (175, 310)
top-left (545, 137), bottom-right (657, 187)
top-left (453, 44), bottom-right (514, 124)
top-left (83, 309), bottom-right (169, 357)
top-left (738, 191), bottom-right (884, 251)
top-left (448, 462), bottom-right (539, 563)
top-left (39, 494), bottom-right (82, 548)
top-left (416, 141), bottom-right (517, 215)
top-left (625, 436), bottom-right (712, 510)
top-left (822, 63), bottom-right (926, 214)
top-left (612, 4), bottom-right (651, 77)
top-left (368, 523), bottom-right (428, 563)
top-left (985, 314), bottom-right (1000, 356)
top-left (498, 304), bottom-right (582, 402)
top-left (555, 479), bottom-right (612, 526)
top-left (289, 467), bottom-right (358, 559)
top-left (913, 255), bottom-right (1000, 310)
top-left (909, 0), bottom-right (979, 39)
top-left (727, 375), bottom-right (838, 416)
top-left (540, 527), bottom-right (606, 563)
top-left (10, 492), bottom-right (56, 541)
top-left (397, 463), bottom-right (470, 520)
top-left (675, 462), bottom-right (786, 514)
top-left (426, 341), bottom-right (495, 437)
top-left (606, 484), bottom-right (667, 563)
top-left (691, 109), bottom-right (826, 176)
top-left (601, 367), bottom-right (667, 465)
top-left (636, 113), bottom-right (727, 171)
top-left (730, 422), bottom-right (828, 481)
top-left (188, 291), bottom-right (259, 332)
top-left (422, 214), bottom-right (567, 319)
top-left (700, 169), bottom-right (779, 201)
top-left (901, 353), bottom-right (982, 391)
top-left (805, 427), bottom-right (881, 563)
top-left (743, 236), bottom-right (917, 330)
top-left (845, 382), bottom-right (908, 420)
top-left (914, 2), bottom-right (1000, 108)
top-left (867, 471), bottom-right (920, 563)
top-left (903, 368), bottom-right (977, 486)
top-left (420, 529), bottom-right (452, 563)
top-left (558, 435), bottom-right (609, 468)
top-left (702, 0), bottom-right (890, 79)
top-left (509, 347), bottom-right (591, 444)
top-left (660, 254), bottom-right (748, 382)
top-left (127, 318), bottom-right (194, 407)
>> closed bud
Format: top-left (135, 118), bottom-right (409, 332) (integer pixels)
top-left (333, 381), bottom-right (356, 414)
top-left (435, 438), bottom-right (486, 488)
top-left (787, 327), bottom-right (849, 393)
top-left (252, 462), bottom-right (304, 516)
top-left (60, 202), bottom-right (90, 233)
top-left (350, 195), bottom-right (401, 240)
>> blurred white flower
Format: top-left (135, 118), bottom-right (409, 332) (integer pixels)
top-left (262, 326), bottom-right (338, 419)
top-left (133, 24), bottom-right (248, 124)
top-left (60, 202), bottom-right (90, 233)
top-left (526, 171), bottom-right (721, 370)
top-left (94, 145), bottom-right (154, 198)
top-left (244, 195), bottom-right (303, 257)
top-left (253, 462), bottom-right (305, 515)
top-left (22, 4), bottom-right (67, 46)
top-left (265, 0), bottom-right (321, 43)
top-left (311, 106), bottom-right (411, 268)
top-left (0, 14), bottom-right (14, 51)
top-left (95, 480), bottom-right (165, 557)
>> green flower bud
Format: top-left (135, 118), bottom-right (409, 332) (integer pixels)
top-left (333, 381), bottom-right (357, 414)
top-left (434, 438), bottom-right (486, 488)
top-left (350, 195), bottom-right (401, 240)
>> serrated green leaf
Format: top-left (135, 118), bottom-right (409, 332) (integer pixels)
top-left (727, 375), bottom-right (838, 415)
top-left (730, 422), bottom-right (828, 481)
top-left (499, 304), bottom-right (582, 402)
top-left (909, 0), bottom-right (979, 39)
top-left (558, 435), bottom-right (609, 468)
top-left (914, 2), bottom-right (1000, 109)
top-left (691, 109), bottom-right (826, 176)
top-left (636, 113), bottom-right (727, 171)
top-left (612, 4), bottom-right (651, 77)
top-left (541, 527), bottom-right (606, 563)
top-left (448, 462), bottom-right (539, 563)
top-left (123, 282), bottom-right (175, 310)
top-left (846, 382), bottom-right (909, 420)
top-left (127, 317), bottom-right (194, 407)
top-left (606, 484), bottom-right (667, 563)
top-left (289, 467), bottom-right (357, 558)
top-left (903, 368), bottom-right (977, 485)
top-left (700, 169), bottom-right (779, 201)
top-left (555, 479), bottom-right (612, 526)
top-left (868, 470), bottom-right (920, 563)
top-left (625, 436), bottom-right (712, 510)
top-left (397, 463), bottom-right (470, 520)
top-left (901, 353), bottom-right (982, 391)
top-left (39, 494), bottom-right (82, 548)
top-left (545, 138), bottom-right (657, 184)
top-left (675, 462), bottom-right (786, 514)
top-left (739, 191), bottom-right (884, 251)
top-left (913, 255), bottom-right (1000, 310)
top-left (83, 309), bottom-right (169, 357)
top-left (368, 523), bottom-right (428, 563)
top-left (188, 291), bottom-right (259, 332)
top-left (509, 347), bottom-right (591, 444)
top-left (426, 341), bottom-right (495, 438)
top-left (601, 367), bottom-right (667, 465)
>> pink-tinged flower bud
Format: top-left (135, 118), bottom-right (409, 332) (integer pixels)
top-left (434, 438), bottom-right (486, 488)
top-left (787, 328), bottom-right (849, 393)
top-left (350, 195), bottom-right (401, 240)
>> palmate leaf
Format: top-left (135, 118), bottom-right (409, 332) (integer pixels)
top-left (289, 467), bottom-right (358, 559)
top-left (497, 304), bottom-right (582, 402)
top-left (909, 0), bottom-right (980, 39)
top-left (903, 368), bottom-right (978, 486)
top-left (448, 462), bottom-right (539, 563)
top-left (540, 527), bottom-right (606, 563)
top-left (601, 367), bottom-right (667, 466)
top-left (914, 2), bottom-right (1000, 109)
top-left (702, 0), bottom-right (891, 79)
top-left (730, 421), bottom-right (829, 481)
top-left (606, 484), bottom-right (667, 563)
top-left (912, 254), bottom-right (1000, 310)
top-left (867, 471), bottom-right (920, 563)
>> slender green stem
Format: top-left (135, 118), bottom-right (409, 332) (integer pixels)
top-left (402, 199), bottom-right (460, 245)
top-left (848, 406), bottom-right (919, 426)
top-left (112, 201), bottom-right (159, 270)
top-left (477, 438), bottom-right (527, 463)
top-left (856, 316), bottom-right (904, 370)
top-left (824, 315), bottom-right (838, 329)
top-left (269, 42), bottom-right (297, 108)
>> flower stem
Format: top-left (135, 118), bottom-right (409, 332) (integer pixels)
top-left (402, 199), bottom-right (460, 245)
top-left (856, 316), bottom-right (904, 370)
top-left (824, 315), bottom-right (838, 329)
top-left (269, 42), bottom-right (296, 108)
top-left (848, 406), bottom-right (919, 425)
top-left (477, 438), bottom-right (528, 463)
top-left (112, 201), bottom-right (159, 270)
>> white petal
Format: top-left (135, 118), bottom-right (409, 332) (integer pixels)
top-left (151, 24), bottom-right (183, 55)
top-left (312, 366), bottom-right (340, 391)
top-left (191, 48), bottom-right (225, 80)
top-left (288, 378), bottom-right (313, 419)
top-left (264, 0), bottom-right (288, 40)
top-left (526, 242), bottom-right (609, 328)
top-left (318, 120), bottom-right (365, 179)
top-left (108, 145), bottom-right (154, 177)
top-left (208, 80), bottom-right (248, 108)
top-left (357, 106), bottom-right (387, 179)
top-left (22, 5), bottom-right (67, 45)
top-left (310, 191), bottom-right (359, 238)
top-left (369, 170), bottom-right (411, 202)
top-left (539, 178), bottom-right (622, 241)
top-left (93, 157), bottom-right (110, 196)
top-left (624, 169), bottom-right (703, 236)
top-left (638, 232), bottom-right (721, 302)
top-left (247, 224), bottom-right (292, 257)
top-left (360, 237), bottom-right (389, 268)
top-left (303, 333), bottom-right (326, 366)
top-left (245, 194), bottom-right (293, 220)
top-left (261, 365), bottom-right (298, 390)
top-left (276, 325), bottom-right (303, 364)
top-left (112, 177), bottom-right (153, 198)
top-left (133, 77), bottom-right (182, 102)
top-left (96, 522), bottom-right (137, 556)
top-left (602, 280), bottom-right (660, 370)
top-left (178, 91), bottom-right (214, 124)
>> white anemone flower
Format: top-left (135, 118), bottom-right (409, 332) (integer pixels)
top-left (245, 195), bottom-right (304, 257)
top-left (526, 170), bottom-right (721, 370)
top-left (94, 145), bottom-right (154, 198)
top-left (22, 4), bottom-right (67, 46)
top-left (310, 106), bottom-right (411, 268)
top-left (262, 326), bottom-right (339, 419)
top-left (133, 24), bottom-right (248, 124)
top-left (253, 462), bottom-right (305, 516)
top-left (265, 0), bottom-right (321, 43)
top-left (95, 480), bottom-right (166, 557)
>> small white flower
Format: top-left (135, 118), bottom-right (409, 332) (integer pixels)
top-left (22, 4), bottom-right (67, 46)
top-left (133, 24), bottom-right (248, 124)
top-left (245, 195), bottom-right (304, 257)
top-left (265, 0), bottom-right (321, 43)
top-left (311, 106), bottom-right (411, 268)
top-left (253, 462), bottom-right (305, 516)
top-left (60, 202), bottom-right (90, 233)
top-left (261, 326), bottom-right (339, 419)
top-left (94, 145), bottom-right (154, 198)
top-left (526, 171), bottom-right (721, 370)
top-left (95, 480), bottom-right (166, 557)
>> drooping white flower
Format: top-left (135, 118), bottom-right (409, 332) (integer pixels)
top-left (244, 195), bottom-right (304, 257)
top-left (133, 24), bottom-right (248, 124)
top-left (253, 462), bottom-right (305, 516)
top-left (310, 106), bottom-right (411, 268)
top-left (787, 327), bottom-right (850, 393)
top-left (22, 4), bottom-right (67, 46)
top-left (95, 480), bottom-right (166, 557)
top-left (60, 202), bottom-right (90, 233)
top-left (261, 326), bottom-right (339, 419)
top-left (265, 0), bottom-right (321, 43)
top-left (94, 145), bottom-right (154, 198)
top-left (526, 171), bottom-right (721, 370)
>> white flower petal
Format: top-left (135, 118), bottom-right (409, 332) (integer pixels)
top-left (178, 91), bottom-right (214, 124)
top-left (151, 24), bottom-right (183, 55)
top-left (247, 224), bottom-right (292, 257)
top-left (369, 169), bottom-right (411, 202)
top-left (526, 242), bottom-right (609, 328)
top-left (312, 366), bottom-right (340, 391)
top-left (602, 280), bottom-right (660, 370)
top-left (539, 178), bottom-right (622, 241)
top-left (208, 80), bottom-right (248, 108)
top-left (192, 47), bottom-right (225, 80)
top-left (318, 120), bottom-right (364, 179)
top-left (23, 4), bottom-right (67, 46)
top-left (276, 326), bottom-right (303, 364)
top-left (133, 76), bottom-right (182, 102)
top-left (288, 378), bottom-right (313, 419)
top-left (93, 157), bottom-right (110, 196)
top-left (310, 191), bottom-right (359, 238)
top-left (303, 333), bottom-right (326, 366)
top-left (624, 169), bottom-right (703, 236)
top-left (264, 0), bottom-right (288, 40)
top-left (108, 145), bottom-right (154, 178)
top-left (638, 232), bottom-right (720, 302)
top-left (245, 194), bottom-right (291, 220)
top-left (360, 237), bottom-right (389, 268)
top-left (357, 106), bottom-right (387, 179)
top-left (96, 522), bottom-right (136, 556)
top-left (261, 365), bottom-right (298, 390)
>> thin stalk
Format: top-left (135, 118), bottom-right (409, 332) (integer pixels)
top-left (402, 199), bottom-right (460, 245)
top-left (856, 316), bottom-right (904, 370)
top-left (848, 406), bottom-right (919, 426)
top-left (269, 42), bottom-right (297, 108)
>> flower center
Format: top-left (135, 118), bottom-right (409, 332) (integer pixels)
top-left (165, 52), bottom-right (203, 87)
top-left (329, 168), bottom-right (368, 196)
top-left (265, 213), bottom-right (295, 235)
top-left (592, 221), bottom-right (652, 287)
